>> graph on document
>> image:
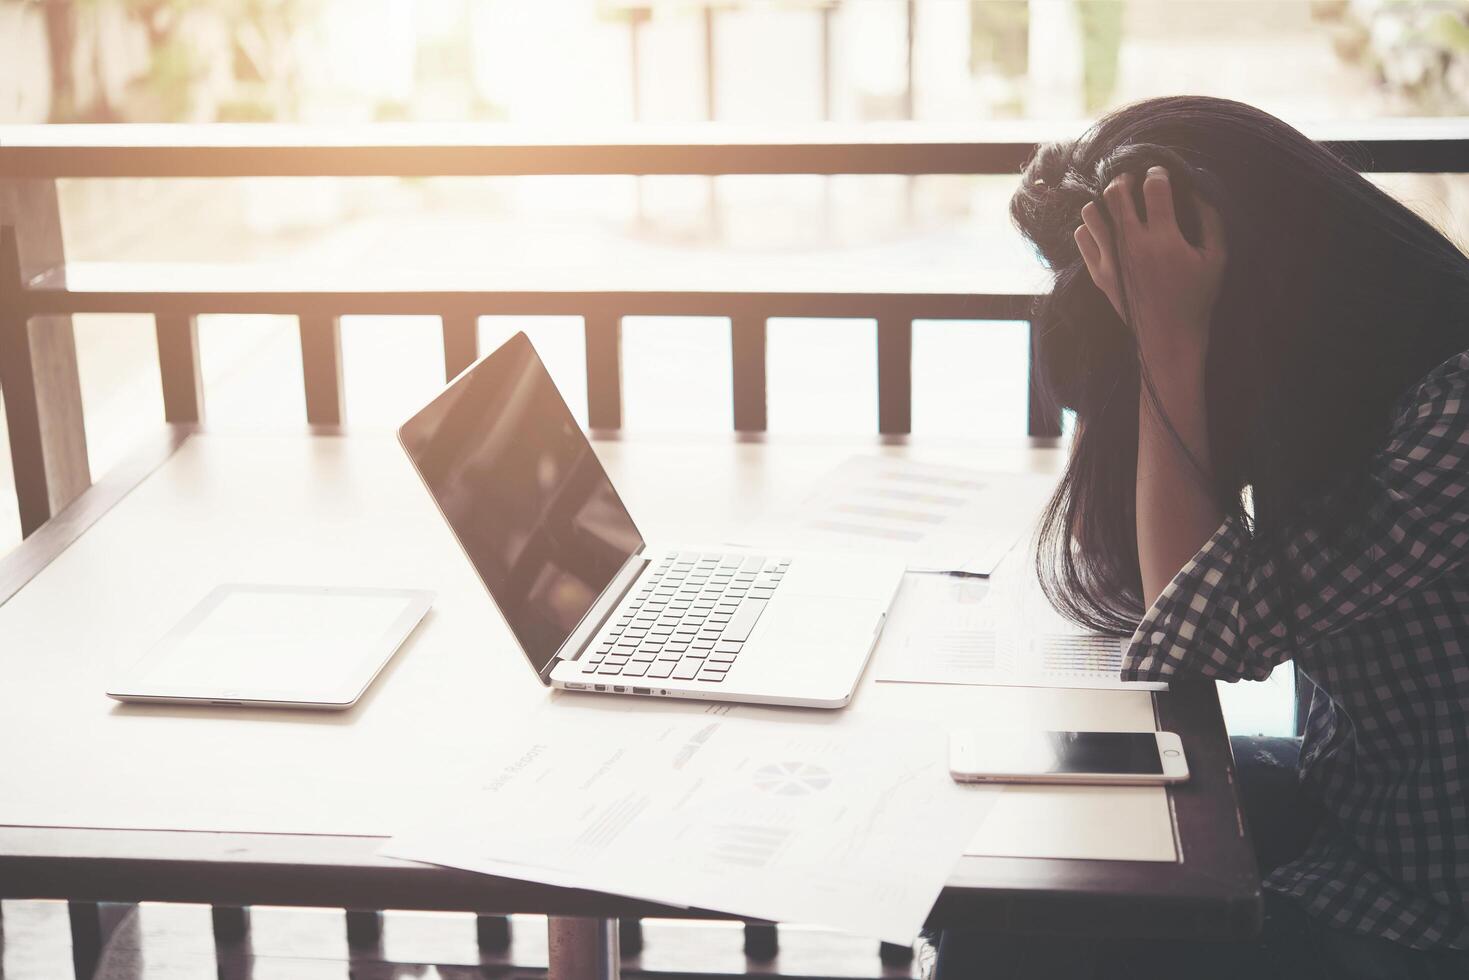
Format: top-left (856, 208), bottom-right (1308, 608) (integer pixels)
top-left (706, 823), bottom-right (795, 870)
top-left (1036, 634), bottom-right (1128, 681)
top-left (753, 761), bottom-right (832, 796)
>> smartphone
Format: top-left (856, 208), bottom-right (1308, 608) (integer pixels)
top-left (949, 730), bottom-right (1189, 785)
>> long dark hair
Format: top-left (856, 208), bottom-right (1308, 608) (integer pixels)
top-left (1010, 96), bottom-right (1469, 634)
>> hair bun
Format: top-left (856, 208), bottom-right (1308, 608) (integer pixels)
top-left (1011, 140), bottom-right (1096, 268)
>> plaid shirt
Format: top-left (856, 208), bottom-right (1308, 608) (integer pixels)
top-left (1122, 350), bottom-right (1469, 951)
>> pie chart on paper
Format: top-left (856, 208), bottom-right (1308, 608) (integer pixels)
top-left (753, 761), bottom-right (832, 796)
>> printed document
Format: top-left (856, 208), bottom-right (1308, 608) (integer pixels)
top-left (383, 700), bottom-right (1000, 943)
top-left (872, 568), bottom-right (1167, 691)
top-left (735, 456), bottom-right (1056, 575)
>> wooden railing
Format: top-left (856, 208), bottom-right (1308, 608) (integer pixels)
top-left (7, 120), bottom-right (1469, 542)
top-left (3, 119), bottom-right (1469, 976)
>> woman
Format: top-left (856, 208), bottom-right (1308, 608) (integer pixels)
top-left (937, 97), bottom-right (1469, 978)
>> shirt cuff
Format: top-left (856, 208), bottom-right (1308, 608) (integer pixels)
top-left (1121, 517), bottom-right (1246, 682)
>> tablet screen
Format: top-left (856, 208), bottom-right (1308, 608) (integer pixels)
top-left (112, 585), bottom-right (433, 706)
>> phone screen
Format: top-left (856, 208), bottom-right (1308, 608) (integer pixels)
top-left (961, 731), bottom-right (1163, 775)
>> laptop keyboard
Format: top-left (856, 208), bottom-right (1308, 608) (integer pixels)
top-left (580, 553), bottom-right (789, 685)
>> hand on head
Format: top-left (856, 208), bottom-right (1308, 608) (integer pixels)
top-left (1073, 167), bottom-right (1227, 371)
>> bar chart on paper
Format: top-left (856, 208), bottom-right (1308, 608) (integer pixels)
top-left (1039, 635), bottom-right (1129, 682)
top-left (383, 702), bottom-right (1001, 943)
top-left (735, 456), bottom-right (1057, 575)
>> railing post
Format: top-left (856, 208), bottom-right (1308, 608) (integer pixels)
top-left (584, 313), bottom-right (624, 430)
top-left (743, 922), bottom-right (778, 960)
top-left (155, 312), bottom-right (205, 423)
top-left (212, 904), bottom-right (251, 979)
top-left (211, 905), bottom-right (250, 945)
top-left (880, 939), bottom-right (916, 965)
top-left (345, 908), bottom-right (383, 950)
top-left (548, 916), bottom-right (619, 980)
top-left (0, 182), bottom-right (92, 538)
top-left (731, 314), bottom-right (767, 432)
top-left (476, 913), bottom-right (512, 953)
top-left (877, 317), bottom-right (913, 435)
top-left (441, 312), bottom-right (479, 381)
top-left (67, 901), bottom-right (102, 980)
top-left (298, 313), bottom-right (345, 426)
top-left (618, 918), bottom-right (644, 956)
top-left (67, 901), bottom-right (133, 980)
top-left (1026, 319), bottom-right (1062, 438)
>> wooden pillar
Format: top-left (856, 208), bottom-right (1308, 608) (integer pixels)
top-left (819, 3), bottom-right (834, 121)
top-left (0, 180), bottom-right (92, 538)
top-left (702, 4), bottom-right (718, 120)
top-left (818, 2), bottom-right (836, 236)
top-left (903, 0), bottom-right (916, 217)
top-left (703, 4), bottom-right (720, 235)
top-left (628, 8), bottom-right (650, 228)
top-left (903, 0), bottom-right (916, 120)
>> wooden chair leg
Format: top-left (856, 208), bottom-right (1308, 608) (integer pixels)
top-left (476, 913), bottom-right (511, 953)
top-left (345, 909), bottom-right (383, 950)
top-left (743, 922), bottom-right (778, 961)
top-left (617, 917), bottom-right (643, 956)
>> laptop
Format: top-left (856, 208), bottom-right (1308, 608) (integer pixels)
top-left (398, 332), bottom-right (905, 708)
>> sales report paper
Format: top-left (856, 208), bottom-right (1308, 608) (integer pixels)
top-left (734, 455), bottom-right (1058, 576)
top-left (383, 698), bottom-right (1000, 943)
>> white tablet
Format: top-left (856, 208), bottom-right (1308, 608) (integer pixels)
top-left (107, 584), bottom-right (434, 710)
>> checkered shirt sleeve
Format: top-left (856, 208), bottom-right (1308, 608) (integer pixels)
top-left (1122, 354), bottom-right (1469, 683)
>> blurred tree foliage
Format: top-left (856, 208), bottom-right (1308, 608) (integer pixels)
top-left (1315, 0), bottom-right (1469, 114)
top-left (969, 0), bottom-right (1029, 78)
top-left (1076, 0), bottom-right (1123, 114)
top-left (42, 0), bottom-right (322, 121)
top-left (969, 1), bottom-right (1124, 115)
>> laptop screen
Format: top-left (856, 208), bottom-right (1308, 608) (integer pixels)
top-left (399, 333), bottom-right (644, 679)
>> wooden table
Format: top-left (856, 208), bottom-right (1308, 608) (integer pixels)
top-left (0, 428), bottom-right (1260, 979)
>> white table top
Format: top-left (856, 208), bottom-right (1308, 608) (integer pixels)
top-left (0, 431), bottom-right (1174, 863)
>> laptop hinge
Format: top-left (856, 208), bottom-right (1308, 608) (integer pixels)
top-left (543, 548), bottom-right (650, 680)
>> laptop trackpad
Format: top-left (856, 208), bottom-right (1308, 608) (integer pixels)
top-left (758, 594), bottom-right (879, 649)
top-left (777, 552), bottom-right (904, 601)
